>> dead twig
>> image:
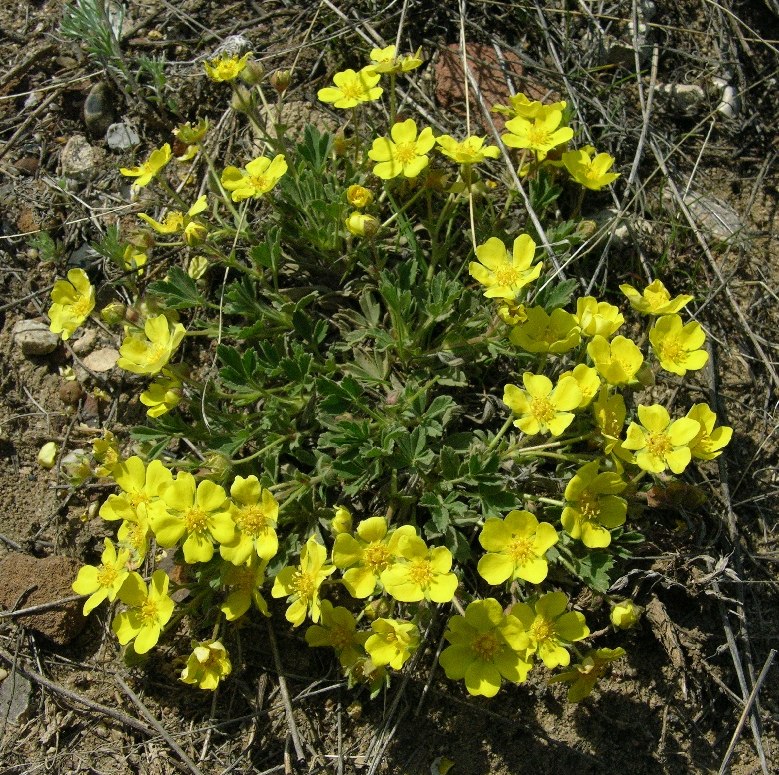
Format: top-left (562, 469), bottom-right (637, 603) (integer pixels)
top-left (267, 620), bottom-right (306, 763)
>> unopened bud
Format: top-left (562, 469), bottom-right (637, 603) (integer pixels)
top-left (610, 600), bottom-right (642, 629)
top-left (345, 212), bottom-right (379, 238)
top-left (100, 302), bottom-right (126, 325)
top-left (230, 84), bottom-right (253, 112)
top-left (270, 69), bottom-right (291, 94)
top-left (330, 506), bottom-right (353, 535)
top-left (346, 184), bottom-right (374, 209)
top-left (239, 59), bottom-right (265, 86)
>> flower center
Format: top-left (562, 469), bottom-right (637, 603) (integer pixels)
top-left (527, 126), bottom-right (551, 149)
top-left (471, 631), bottom-right (501, 661)
top-left (530, 616), bottom-right (553, 642)
top-left (96, 564), bottom-right (119, 588)
top-left (363, 542), bottom-right (392, 573)
top-left (236, 504), bottom-right (270, 536)
top-left (293, 570), bottom-right (315, 600)
top-left (140, 597), bottom-right (159, 625)
top-left (233, 567), bottom-right (254, 593)
top-left (71, 296), bottom-right (92, 318)
top-left (507, 537), bottom-right (535, 565)
top-left (248, 174), bottom-right (269, 192)
top-left (394, 142), bottom-right (417, 165)
top-left (340, 79), bottom-right (364, 99)
top-left (407, 558), bottom-right (434, 587)
top-left (646, 431), bottom-right (673, 458)
top-left (129, 491), bottom-right (150, 508)
top-left (147, 342), bottom-right (169, 365)
top-left (495, 264), bottom-right (521, 287)
top-left (577, 489), bottom-right (599, 519)
top-left (184, 506), bottom-right (208, 533)
top-left (644, 289), bottom-right (669, 310)
top-left (659, 338), bottom-right (684, 363)
top-left (330, 625), bottom-right (354, 650)
top-left (531, 397), bottom-right (556, 423)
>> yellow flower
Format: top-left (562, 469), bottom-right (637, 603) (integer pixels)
top-left (317, 67), bottom-right (383, 108)
top-left (380, 534), bottom-right (458, 603)
top-left (139, 368), bottom-right (182, 418)
top-left (562, 147), bottom-right (620, 190)
top-left (622, 404), bottom-right (701, 474)
top-left (610, 600), bottom-right (641, 630)
top-left (220, 556), bottom-right (270, 621)
top-left (117, 314), bottom-right (186, 375)
top-left (345, 212), bottom-right (379, 238)
top-left (112, 570), bottom-right (174, 654)
top-left (100, 456), bottom-right (173, 521)
top-left (435, 134), bottom-right (500, 164)
top-left (685, 403), bottom-right (733, 461)
top-left (365, 618), bottom-right (420, 669)
top-left (559, 364), bottom-right (601, 409)
top-left (366, 45), bottom-right (423, 75)
top-left (346, 184), bottom-right (374, 208)
top-left (305, 600), bottom-right (368, 668)
top-left (548, 647), bottom-right (625, 702)
top-left (172, 118), bottom-right (208, 160)
top-left (149, 472), bottom-right (237, 564)
top-left (330, 506), bottom-right (353, 536)
top-left (649, 314), bottom-right (708, 376)
top-left (619, 279), bottom-right (693, 315)
top-left (368, 119), bottom-right (435, 180)
top-left (333, 516), bottom-right (417, 598)
top-left (562, 461), bottom-right (627, 548)
top-left (509, 306), bottom-right (581, 353)
top-left (204, 52), bottom-right (251, 82)
top-left (497, 299), bottom-right (528, 326)
top-left (477, 510), bottom-right (558, 585)
top-left (469, 235), bottom-right (542, 301)
top-left (510, 591), bottom-right (589, 669)
top-left (574, 296), bottom-right (624, 338)
top-left (492, 92), bottom-right (566, 119)
top-left (139, 195), bottom-right (209, 246)
top-left (92, 431), bottom-right (121, 477)
top-left (439, 598), bottom-right (532, 698)
top-left (220, 475), bottom-right (279, 565)
top-left (502, 110), bottom-right (573, 160)
top-left (221, 154), bottom-right (288, 202)
top-left (271, 537), bottom-right (336, 626)
top-left (592, 387), bottom-right (632, 463)
top-left (72, 538), bottom-right (131, 615)
top-left (503, 373), bottom-right (582, 437)
top-left (587, 334), bottom-right (644, 385)
top-left (117, 512), bottom-right (151, 567)
top-left (49, 268), bottom-right (95, 340)
top-left (180, 639), bottom-right (232, 690)
top-left (120, 143), bottom-right (171, 187)
top-left (121, 245), bottom-right (147, 274)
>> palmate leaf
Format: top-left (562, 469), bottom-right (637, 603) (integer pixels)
top-left (148, 266), bottom-right (204, 309)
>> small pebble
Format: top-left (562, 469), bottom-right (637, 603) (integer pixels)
top-left (60, 135), bottom-right (98, 179)
top-left (59, 381), bottom-right (84, 406)
top-left (12, 319), bottom-right (59, 356)
top-left (105, 122), bottom-right (140, 150)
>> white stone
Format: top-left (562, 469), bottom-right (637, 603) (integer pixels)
top-left (12, 320), bottom-right (59, 356)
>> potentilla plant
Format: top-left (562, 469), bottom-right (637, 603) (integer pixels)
top-left (55, 45), bottom-right (732, 701)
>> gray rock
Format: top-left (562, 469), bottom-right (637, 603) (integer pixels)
top-left (71, 328), bottom-right (97, 356)
top-left (12, 320), bottom-right (59, 356)
top-left (105, 122), bottom-right (140, 150)
top-left (83, 82), bottom-right (115, 137)
top-left (0, 670), bottom-right (32, 725)
top-left (60, 135), bottom-right (98, 179)
top-left (659, 83), bottom-right (706, 117)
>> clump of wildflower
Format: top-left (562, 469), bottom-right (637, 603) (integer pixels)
top-left (139, 195), bottom-right (209, 246)
top-left (272, 536), bottom-right (336, 626)
top-left (333, 516), bottom-right (416, 598)
top-left (365, 618), bottom-right (419, 669)
top-left (204, 52), bottom-right (252, 82)
top-left (511, 591), bottom-right (589, 669)
top-left (469, 235), bottom-right (542, 301)
top-left (439, 598), bottom-right (532, 697)
top-left (501, 109), bottom-right (573, 160)
top-left (562, 147), bottom-right (620, 190)
top-left (180, 639), bottom-right (232, 690)
top-left (575, 296), bottom-right (624, 338)
top-left (503, 373), bottom-right (582, 437)
top-left (221, 154), bottom-right (288, 202)
top-left (477, 510), bottom-right (558, 585)
top-left (685, 403), bottom-right (733, 460)
top-left (72, 538), bottom-right (130, 615)
top-left (649, 314), bottom-right (708, 376)
top-left (368, 119), bottom-right (435, 180)
top-left (49, 268), bottom-right (95, 340)
top-left (548, 647), bottom-right (625, 702)
top-left (117, 315), bottom-right (186, 375)
top-left (622, 404), bottom-right (700, 474)
top-left (509, 307), bottom-right (581, 353)
top-left (120, 143), bottom-right (171, 188)
top-left (220, 475), bottom-right (279, 565)
top-left (305, 600), bottom-right (368, 668)
top-left (562, 461), bottom-right (627, 548)
top-left (610, 600), bottom-right (641, 629)
top-left (587, 335), bottom-right (644, 386)
top-left (149, 472), bottom-right (236, 564)
top-left (619, 279), bottom-right (693, 315)
top-left (317, 67), bottom-right (383, 108)
top-left (381, 534), bottom-right (458, 603)
top-left (140, 368), bottom-right (182, 418)
top-left (436, 134), bottom-right (500, 164)
top-left (220, 556), bottom-right (270, 621)
top-left (366, 45), bottom-right (423, 75)
top-left (112, 570), bottom-right (174, 654)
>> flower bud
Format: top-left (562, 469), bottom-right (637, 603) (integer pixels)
top-left (330, 506), bottom-right (353, 535)
top-left (230, 84), bottom-right (253, 113)
top-left (100, 302), bottom-right (126, 325)
top-left (270, 69), bottom-right (291, 94)
top-left (239, 59), bottom-right (265, 86)
top-left (345, 212), bottom-right (379, 238)
top-left (346, 184), bottom-right (373, 209)
top-left (610, 599), bottom-right (641, 629)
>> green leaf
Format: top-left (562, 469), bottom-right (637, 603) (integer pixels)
top-left (148, 266), bottom-right (204, 309)
top-left (571, 551), bottom-right (615, 593)
top-left (535, 278), bottom-right (578, 312)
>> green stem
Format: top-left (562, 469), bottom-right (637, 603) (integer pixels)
top-left (231, 434), bottom-right (294, 465)
top-left (486, 416), bottom-right (514, 452)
